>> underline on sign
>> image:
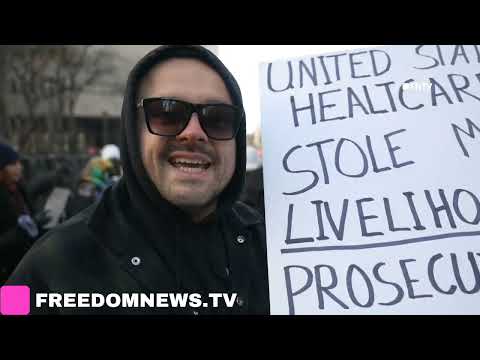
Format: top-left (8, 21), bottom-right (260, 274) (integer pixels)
top-left (280, 230), bottom-right (480, 254)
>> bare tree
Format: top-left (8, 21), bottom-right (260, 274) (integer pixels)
top-left (0, 46), bottom-right (9, 142)
top-left (6, 45), bottom-right (121, 153)
top-left (50, 46), bottom-right (120, 152)
top-left (7, 45), bottom-right (55, 151)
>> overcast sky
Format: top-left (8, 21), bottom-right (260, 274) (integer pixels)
top-left (218, 45), bottom-right (374, 135)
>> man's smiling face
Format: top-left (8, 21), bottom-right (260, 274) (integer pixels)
top-left (138, 58), bottom-right (236, 221)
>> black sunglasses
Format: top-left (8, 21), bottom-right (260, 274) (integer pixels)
top-left (137, 97), bottom-right (243, 141)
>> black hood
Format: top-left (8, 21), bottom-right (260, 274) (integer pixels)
top-left (118, 45), bottom-right (246, 222)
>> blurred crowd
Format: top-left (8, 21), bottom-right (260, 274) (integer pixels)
top-left (0, 141), bottom-right (265, 285)
top-left (0, 142), bottom-right (122, 284)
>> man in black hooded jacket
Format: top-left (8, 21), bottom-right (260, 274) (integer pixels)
top-left (7, 45), bottom-right (270, 315)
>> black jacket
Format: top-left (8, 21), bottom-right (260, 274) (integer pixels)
top-left (0, 173), bottom-right (64, 284)
top-left (0, 183), bottom-right (34, 284)
top-left (240, 167), bottom-right (265, 219)
top-left (7, 182), bottom-right (269, 315)
top-left (7, 45), bottom-right (270, 315)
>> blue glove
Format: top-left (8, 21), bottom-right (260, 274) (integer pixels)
top-left (17, 214), bottom-right (39, 238)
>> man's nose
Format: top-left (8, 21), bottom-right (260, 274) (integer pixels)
top-left (177, 113), bottom-right (208, 143)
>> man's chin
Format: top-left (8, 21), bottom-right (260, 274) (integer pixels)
top-left (174, 197), bottom-right (217, 222)
top-left (172, 196), bottom-right (210, 208)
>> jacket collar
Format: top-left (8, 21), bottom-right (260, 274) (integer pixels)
top-left (231, 201), bottom-right (263, 227)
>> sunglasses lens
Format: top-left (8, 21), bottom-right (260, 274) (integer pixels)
top-left (144, 99), bottom-right (189, 136)
top-left (201, 105), bottom-right (239, 140)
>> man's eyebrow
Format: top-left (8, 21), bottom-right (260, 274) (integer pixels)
top-left (142, 96), bottom-right (231, 105)
top-left (169, 96), bottom-right (231, 105)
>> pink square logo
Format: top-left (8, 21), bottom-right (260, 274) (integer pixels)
top-left (0, 286), bottom-right (30, 315)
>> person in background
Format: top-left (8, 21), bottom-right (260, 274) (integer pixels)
top-left (65, 145), bottom-right (121, 218)
top-left (0, 143), bottom-right (51, 284)
top-left (100, 144), bottom-right (123, 183)
top-left (240, 145), bottom-right (265, 219)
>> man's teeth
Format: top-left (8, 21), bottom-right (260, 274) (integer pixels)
top-left (171, 160), bottom-right (210, 170)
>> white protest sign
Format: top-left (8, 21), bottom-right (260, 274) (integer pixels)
top-left (43, 187), bottom-right (72, 229)
top-left (259, 45), bottom-right (480, 314)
